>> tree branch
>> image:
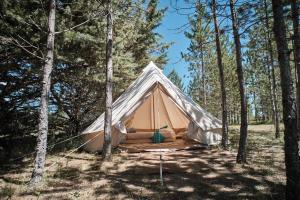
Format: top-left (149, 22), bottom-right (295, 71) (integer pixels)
top-left (55, 8), bottom-right (107, 34)
top-left (9, 36), bottom-right (44, 60)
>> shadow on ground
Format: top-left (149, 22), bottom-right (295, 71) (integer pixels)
top-left (0, 125), bottom-right (286, 200)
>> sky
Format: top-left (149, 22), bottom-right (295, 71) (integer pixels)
top-left (157, 1), bottom-right (195, 88)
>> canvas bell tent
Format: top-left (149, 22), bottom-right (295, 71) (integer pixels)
top-left (81, 62), bottom-right (222, 152)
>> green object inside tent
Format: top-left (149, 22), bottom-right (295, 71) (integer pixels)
top-left (152, 125), bottom-right (168, 143)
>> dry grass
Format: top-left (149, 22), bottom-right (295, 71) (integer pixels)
top-left (0, 124), bottom-right (285, 200)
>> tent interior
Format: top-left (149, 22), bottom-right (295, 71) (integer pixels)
top-left (83, 84), bottom-right (197, 152)
top-left (124, 84), bottom-right (190, 144)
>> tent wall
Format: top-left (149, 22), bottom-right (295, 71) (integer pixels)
top-left (159, 87), bottom-right (190, 130)
top-left (187, 122), bottom-right (222, 145)
top-left (83, 128), bottom-right (124, 152)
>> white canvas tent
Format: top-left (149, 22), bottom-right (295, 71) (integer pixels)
top-left (81, 62), bottom-right (222, 152)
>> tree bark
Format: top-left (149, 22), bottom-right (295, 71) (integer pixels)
top-left (253, 92), bottom-right (258, 122)
top-left (200, 44), bottom-right (207, 107)
top-left (29, 0), bottom-right (56, 187)
top-left (212, 0), bottom-right (229, 149)
top-left (264, 0), bottom-right (280, 138)
top-left (272, 0), bottom-right (300, 199)
top-left (102, 0), bottom-right (113, 160)
top-left (291, 0), bottom-right (300, 139)
top-left (229, 0), bottom-right (248, 163)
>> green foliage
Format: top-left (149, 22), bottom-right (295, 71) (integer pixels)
top-left (182, 0), bottom-right (282, 125)
top-left (244, 0), bottom-right (282, 123)
top-left (167, 69), bottom-right (184, 91)
top-left (0, 0), bottom-right (169, 149)
top-left (131, 0), bottom-right (170, 70)
top-left (183, 2), bottom-right (239, 121)
top-left (182, 2), bottom-right (212, 107)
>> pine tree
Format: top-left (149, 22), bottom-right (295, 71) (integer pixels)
top-left (272, 0), bottom-right (300, 198)
top-left (167, 69), bottom-right (184, 91)
top-left (0, 0), bottom-right (48, 140)
top-left (182, 2), bottom-right (211, 106)
top-left (291, 0), bottom-right (300, 137)
top-left (211, 0), bottom-right (229, 149)
top-left (184, 2), bottom-right (239, 127)
top-left (229, 0), bottom-right (248, 164)
top-left (0, 0), bottom-right (169, 161)
top-left (131, 0), bottom-right (169, 69)
top-left (29, 0), bottom-right (56, 187)
top-left (102, 0), bottom-right (113, 160)
top-left (263, 0), bottom-right (280, 137)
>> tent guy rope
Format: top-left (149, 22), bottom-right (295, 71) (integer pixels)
top-left (45, 133), bottom-right (100, 171)
top-left (9, 134), bottom-right (83, 162)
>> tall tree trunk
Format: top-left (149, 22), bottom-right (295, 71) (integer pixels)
top-left (233, 106), bottom-right (236, 124)
top-left (229, 0), bottom-right (248, 163)
top-left (102, 0), bottom-right (113, 160)
top-left (253, 92), bottom-right (258, 122)
top-left (29, 0), bottom-right (56, 187)
top-left (197, 63), bottom-right (201, 103)
top-left (264, 0), bottom-right (280, 138)
top-left (291, 0), bottom-right (300, 138)
top-left (272, 0), bottom-right (300, 199)
top-left (211, 0), bottom-right (229, 149)
top-left (200, 44), bottom-right (207, 106)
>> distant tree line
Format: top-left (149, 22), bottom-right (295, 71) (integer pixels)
top-left (179, 0), bottom-right (300, 198)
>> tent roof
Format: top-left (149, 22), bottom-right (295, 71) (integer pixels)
top-left (82, 61), bottom-right (221, 134)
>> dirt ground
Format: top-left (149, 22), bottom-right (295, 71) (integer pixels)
top-left (0, 125), bottom-right (286, 199)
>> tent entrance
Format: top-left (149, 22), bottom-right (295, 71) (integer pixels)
top-left (122, 84), bottom-right (190, 146)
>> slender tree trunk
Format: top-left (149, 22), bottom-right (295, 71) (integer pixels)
top-left (102, 0), bottom-right (113, 160)
top-left (212, 0), bottom-right (229, 149)
top-left (29, 0), bottom-right (56, 187)
top-left (200, 44), bottom-right (207, 106)
top-left (253, 92), bottom-right (258, 122)
top-left (233, 106), bottom-right (236, 124)
top-left (272, 0), bottom-right (300, 199)
top-left (264, 0), bottom-right (280, 138)
top-left (229, 0), bottom-right (248, 163)
top-left (291, 0), bottom-right (300, 138)
top-left (197, 63), bottom-right (201, 103)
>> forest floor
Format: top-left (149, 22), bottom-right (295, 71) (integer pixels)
top-left (0, 124), bottom-right (285, 200)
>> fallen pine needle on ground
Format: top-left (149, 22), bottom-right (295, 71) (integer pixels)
top-left (0, 125), bottom-right (285, 200)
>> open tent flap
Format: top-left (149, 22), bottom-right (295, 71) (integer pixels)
top-left (124, 85), bottom-right (190, 133)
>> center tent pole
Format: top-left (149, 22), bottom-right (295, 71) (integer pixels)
top-left (160, 154), bottom-right (163, 186)
top-left (157, 83), bottom-right (163, 186)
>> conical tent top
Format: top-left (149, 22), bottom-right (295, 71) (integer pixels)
top-left (142, 61), bottom-right (163, 73)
